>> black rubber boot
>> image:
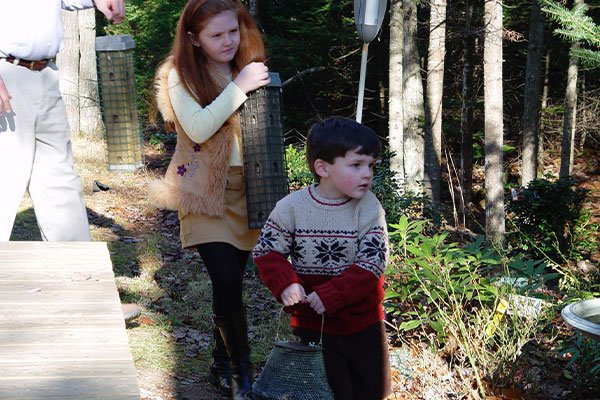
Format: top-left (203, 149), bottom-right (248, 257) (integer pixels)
top-left (207, 324), bottom-right (232, 395)
top-left (214, 310), bottom-right (253, 400)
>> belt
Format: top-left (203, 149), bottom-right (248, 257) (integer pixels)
top-left (2, 56), bottom-right (51, 71)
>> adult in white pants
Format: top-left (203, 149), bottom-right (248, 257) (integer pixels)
top-left (0, 0), bottom-right (125, 241)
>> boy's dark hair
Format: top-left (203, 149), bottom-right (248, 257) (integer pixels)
top-left (306, 117), bottom-right (381, 181)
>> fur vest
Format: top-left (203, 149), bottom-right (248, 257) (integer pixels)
top-left (148, 58), bottom-right (240, 217)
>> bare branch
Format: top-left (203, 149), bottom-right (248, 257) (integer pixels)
top-left (282, 67), bottom-right (328, 87)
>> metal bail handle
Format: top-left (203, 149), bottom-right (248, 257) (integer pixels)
top-left (275, 307), bottom-right (325, 347)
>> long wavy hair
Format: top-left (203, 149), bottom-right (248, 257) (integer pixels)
top-left (163, 0), bottom-right (266, 107)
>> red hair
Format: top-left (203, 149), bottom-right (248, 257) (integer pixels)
top-left (162, 0), bottom-right (266, 107)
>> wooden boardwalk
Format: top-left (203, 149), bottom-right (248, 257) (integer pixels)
top-left (0, 241), bottom-right (140, 399)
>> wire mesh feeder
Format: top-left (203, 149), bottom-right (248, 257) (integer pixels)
top-left (240, 72), bottom-right (289, 229)
top-left (252, 340), bottom-right (334, 400)
top-left (95, 34), bottom-right (144, 171)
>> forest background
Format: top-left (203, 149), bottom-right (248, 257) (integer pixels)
top-left (34, 0), bottom-right (600, 399)
top-left (90, 0), bottom-right (600, 241)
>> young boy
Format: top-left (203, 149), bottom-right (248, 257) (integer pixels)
top-left (252, 117), bottom-right (392, 399)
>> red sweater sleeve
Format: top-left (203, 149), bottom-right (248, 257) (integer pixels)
top-left (312, 264), bottom-right (382, 316)
top-left (254, 251), bottom-right (304, 302)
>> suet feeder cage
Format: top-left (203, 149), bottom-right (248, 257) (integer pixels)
top-left (95, 34), bottom-right (144, 171)
top-left (241, 72), bottom-right (288, 229)
top-left (252, 341), bottom-right (334, 400)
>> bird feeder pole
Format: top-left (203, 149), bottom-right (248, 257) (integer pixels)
top-left (354, 0), bottom-right (387, 123)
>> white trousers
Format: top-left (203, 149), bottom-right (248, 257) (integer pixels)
top-left (0, 60), bottom-right (91, 241)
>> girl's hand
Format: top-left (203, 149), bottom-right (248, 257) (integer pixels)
top-left (306, 292), bottom-right (326, 315)
top-left (233, 62), bottom-right (270, 94)
top-left (280, 283), bottom-right (306, 307)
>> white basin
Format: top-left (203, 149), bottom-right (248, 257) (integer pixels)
top-left (561, 298), bottom-right (600, 341)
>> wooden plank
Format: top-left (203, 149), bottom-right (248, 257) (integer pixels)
top-left (0, 241), bottom-right (139, 399)
top-left (0, 241), bottom-right (108, 255)
top-left (0, 280), bottom-right (118, 291)
top-left (0, 316), bottom-right (123, 330)
top-left (0, 283), bottom-right (122, 303)
top-left (1, 359), bottom-right (138, 378)
top-left (0, 346), bottom-right (134, 362)
top-left (0, 376), bottom-right (140, 400)
top-left (0, 293), bottom-right (120, 303)
top-left (0, 270), bottom-right (115, 281)
top-left (0, 327), bottom-right (129, 346)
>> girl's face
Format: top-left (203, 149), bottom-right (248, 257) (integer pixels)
top-left (190, 10), bottom-right (240, 72)
top-left (314, 149), bottom-right (377, 200)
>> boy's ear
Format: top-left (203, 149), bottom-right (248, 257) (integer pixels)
top-left (313, 159), bottom-right (329, 179)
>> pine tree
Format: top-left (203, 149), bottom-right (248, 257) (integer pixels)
top-left (541, 0), bottom-right (600, 67)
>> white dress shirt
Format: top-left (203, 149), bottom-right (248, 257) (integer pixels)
top-left (0, 0), bottom-right (94, 60)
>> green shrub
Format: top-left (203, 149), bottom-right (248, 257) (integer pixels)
top-left (385, 215), bottom-right (554, 396)
top-left (385, 216), bottom-right (501, 341)
top-left (284, 144), bottom-right (313, 190)
top-left (371, 148), bottom-right (430, 224)
top-left (569, 207), bottom-right (600, 261)
top-left (148, 131), bottom-right (176, 151)
top-left (557, 330), bottom-right (600, 396)
top-left (506, 176), bottom-right (597, 263)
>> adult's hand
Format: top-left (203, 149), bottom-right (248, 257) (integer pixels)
top-left (0, 75), bottom-right (11, 114)
top-left (94, 0), bottom-right (126, 24)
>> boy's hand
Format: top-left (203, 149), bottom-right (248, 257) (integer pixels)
top-left (281, 283), bottom-right (306, 307)
top-left (306, 292), bottom-right (326, 315)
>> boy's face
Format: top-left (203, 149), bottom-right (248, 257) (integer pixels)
top-left (314, 149), bottom-right (377, 200)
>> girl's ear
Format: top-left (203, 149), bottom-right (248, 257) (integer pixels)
top-left (187, 31), bottom-right (201, 47)
top-left (313, 159), bottom-right (329, 179)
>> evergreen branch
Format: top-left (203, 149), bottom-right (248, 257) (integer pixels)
top-left (572, 48), bottom-right (600, 68)
top-left (540, 0), bottom-right (600, 68)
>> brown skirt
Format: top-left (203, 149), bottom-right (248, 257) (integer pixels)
top-left (179, 167), bottom-right (260, 250)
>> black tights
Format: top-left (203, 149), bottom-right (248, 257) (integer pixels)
top-left (196, 242), bottom-right (250, 316)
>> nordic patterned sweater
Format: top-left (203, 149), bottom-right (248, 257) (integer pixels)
top-left (252, 184), bottom-right (389, 336)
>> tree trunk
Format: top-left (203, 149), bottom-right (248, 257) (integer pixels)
top-left (424, 0), bottom-right (446, 218)
top-left (56, 10), bottom-right (80, 137)
top-left (542, 48), bottom-right (550, 109)
top-left (403, 0), bottom-right (425, 195)
top-left (538, 46), bottom-right (551, 177)
top-left (388, 0), bottom-right (405, 190)
top-left (579, 71), bottom-right (587, 149)
top-left (248, 0), bottom-right (258, 18)
top-left (460, 0), bottom-right (475, 223)
top-left (484, 0), bottom-right (505, 246)
top-left (78, 9), bottom-right (104, 138)
top-left (378, 53), bottom-right (388, 141)
top-left (559, 0), bottom-right (582, 180)
top-left (522, 0), bottom-right (545, 186)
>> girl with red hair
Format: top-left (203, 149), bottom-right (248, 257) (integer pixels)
top-left (149, 1), bottom-right (269, 398)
